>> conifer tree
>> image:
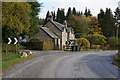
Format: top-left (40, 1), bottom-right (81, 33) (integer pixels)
top-left (66, 7), bottom-right (72, 18)
top-left (73, 7), bottom-right (77, 15)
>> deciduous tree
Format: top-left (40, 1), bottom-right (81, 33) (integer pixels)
top-left (2, 2), bottom-right (31, 40)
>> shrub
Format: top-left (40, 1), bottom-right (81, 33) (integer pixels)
top-left (87, 34), bottom-right (107, 45)
top-left (25, 39), bottom-right (54, 51)
top-left (107, 37), bottom-right (119, 50)
top-left (91, 45), bottom-right (101, 49)
top-left (2, 42), bottom-right (20, 52)
top-left (76, 38), bottom-right (90, 50)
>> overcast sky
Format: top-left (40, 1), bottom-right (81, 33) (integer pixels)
top-left (37, 0), bottom-right (119, 19)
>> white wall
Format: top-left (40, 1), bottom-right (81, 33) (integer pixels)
top-left (62, 28), bottom-right (67, 48)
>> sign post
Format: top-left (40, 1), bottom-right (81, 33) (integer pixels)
top-left (16, 44), bottom-right (17, 54)
top-left (6, 44), bottom-right (7, 56)
top-left (6, 38), bottom-right (18, 55)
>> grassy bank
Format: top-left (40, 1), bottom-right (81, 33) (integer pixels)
top-left (113, 53), bottom-right (120, 68)
top-left (2, 53), bottom-right (35, 71)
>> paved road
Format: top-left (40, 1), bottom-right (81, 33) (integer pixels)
top-left (2, 51), bottom-right (119, 78)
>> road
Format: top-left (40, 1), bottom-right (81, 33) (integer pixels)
top-left (2, 51), bottom-right (119, 78)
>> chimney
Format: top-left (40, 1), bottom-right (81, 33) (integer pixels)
top-left (64, 20), bottom-right (67, 28)
top-left (47, 12), bottom-right (53, 21)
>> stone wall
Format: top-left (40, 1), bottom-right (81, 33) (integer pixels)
top-left (44, 21), bottom-right (62, 49)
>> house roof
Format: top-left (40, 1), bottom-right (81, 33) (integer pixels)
top-left (44, 20), bottom-right (74, 33)
top-left (45, 20), bottom-right (65, 31)
top-left (39, 26), bottom-right (58, 39)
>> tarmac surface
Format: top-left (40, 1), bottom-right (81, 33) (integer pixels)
top-left (2, 51), bottom-right (119, 78)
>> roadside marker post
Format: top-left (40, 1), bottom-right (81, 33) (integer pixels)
top-left (6, 38), bottom-right (18, 55)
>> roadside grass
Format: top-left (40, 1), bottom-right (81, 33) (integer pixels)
top-left (113, 53), bottom-right (120, 68)
top-left (113, 53), bottom-right (120, 62)
top-left (2, 53), bottom-right (35, 71)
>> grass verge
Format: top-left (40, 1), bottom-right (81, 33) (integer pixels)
top-left (2, 53), bottom-right (35, 71)
top-left (113, 53), bottom-right (120, 68)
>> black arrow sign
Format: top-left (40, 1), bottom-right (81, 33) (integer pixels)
top-left (6, 38), bottom-right (18, 44)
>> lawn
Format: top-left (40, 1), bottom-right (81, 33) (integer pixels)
top-left (2, 53), bottom-right (35, 71)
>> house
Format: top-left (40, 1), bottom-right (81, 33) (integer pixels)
top-left (30, 12), bottom-right (75, 50)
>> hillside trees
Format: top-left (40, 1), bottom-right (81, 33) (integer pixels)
top-left (67, 14), bottom-right (89, 38)
top-left (98, 8), bottom-right (116, 38)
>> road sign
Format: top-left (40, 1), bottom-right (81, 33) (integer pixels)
top-left (6, 38), bottom-right (18, 55)
top-left (6, 38), bottom-right (18, 44)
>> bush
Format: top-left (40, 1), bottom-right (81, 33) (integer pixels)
top-left (24, 39), bottom-right (54, 51)
top-left (91, 45), bottom-right (101, 49)
top-left (2, 42), bottom-right (20, 52)
top-left (76, 38), bottom-right (90, 50)
top-left (87, 34), bottom-right (107, 45)
top-left (107, 37), bottom-right (119, 50)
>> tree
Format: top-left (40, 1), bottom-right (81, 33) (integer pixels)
top-left (56, 8), bottom-right (60, 22)
top-left (88, 16), bottom-right (102, 34)
top-left (26, 2), bottom-right (41, 37)
top-left (67, 14), bottom-right (89, 38)
top-left (72, 7), bottom-right (76, 15)
top-left (87, 34), bottom-right (107, 46)
top-left (114, 7), bottom-right (120, 38)
top-left (107, 37), bottom-right (119, 50)
top-left (39, 18), bottom-right (45, 25)
top-left (84, 7), bottom-right (92, 17)
top-left (56, 8), bottom-right (65, 24)
top-left (45, 11), bottom-right (49, 23)
top-left (66, 7), bottom-right (72, 18)
top-left (98, 8), bottom-right (116, 38)
top-left (88, 9), bottom-right (92, 16)
top-left (2, 2), bottom-right (31, 40)
top-left (114, 7), bottom-right (120, 53)
top-left (84, 7), bottom-right (88, 17)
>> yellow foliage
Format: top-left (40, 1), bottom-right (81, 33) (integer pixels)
top-left (2, 2), bottom-right (31, 33)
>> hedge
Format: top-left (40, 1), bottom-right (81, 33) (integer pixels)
top-left (2, 42), bottom-right (20, 52)
top-left (24, 39), bottom-right (54, 51)
top-left (43, 41), bottom-right (54, 50)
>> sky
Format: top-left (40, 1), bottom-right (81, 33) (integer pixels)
top-left (37, 0), bottom-right (119, 19)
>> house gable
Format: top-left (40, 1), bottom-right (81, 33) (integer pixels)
top-left (44, 20), bottom-right (62, 38)
top-left (32, 28), bottom-right (53, 42)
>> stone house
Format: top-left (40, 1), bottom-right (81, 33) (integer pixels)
top-left (31, 12), bottom-right (75, 50)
